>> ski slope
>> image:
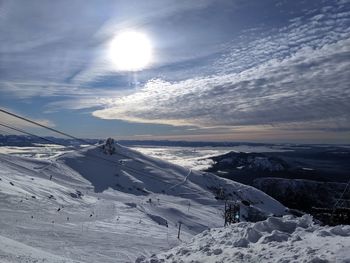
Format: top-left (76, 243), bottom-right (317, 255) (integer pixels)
top-left (0, 143), bottom-right (286, 262)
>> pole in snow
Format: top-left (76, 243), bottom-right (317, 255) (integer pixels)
top-left (177, 221), bottom-right (182, 239)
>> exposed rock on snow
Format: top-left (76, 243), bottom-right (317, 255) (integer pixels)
top-left (140, 215), bottom-right (350, 263)
top-left (102, 137), bottom-right (117, 155)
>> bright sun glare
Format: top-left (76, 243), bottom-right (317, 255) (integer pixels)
top-left (109, 31), bottom-right (152, 71)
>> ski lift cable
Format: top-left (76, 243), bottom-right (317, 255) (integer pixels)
top-left (0, 108), bottom-right (93, 146)
top-left (0, 121), bottom-right (152, 179)
top-left (0, 112), bottom-right (236, 226)
top-left (0, 108), bottom-right (131, 163)
top-left (0, 108), bottom-right (190, 178)
top-left (0, 109), bottom-right (124, 164)
top-left (0, 122), bottom-right (188, 194)
top-left (0, 122), bottom-right (68, 147)
top-left (0, 122), bottom-right (117, 169)
top-left (0, 121), bottom-right (133, 173)
top-left (0, 123), bottom-right (222, 203)
top-left (0, 127), bottom-right (13, 136)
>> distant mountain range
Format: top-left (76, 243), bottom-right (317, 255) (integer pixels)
top-left (206, 148), bottom-right (350, 184)
top-left (204, 148), bottom-right (350, 222)
top-left (0, 134), bottom-right (298, 148)
top-left (0, 134), bottom-right (99, 146)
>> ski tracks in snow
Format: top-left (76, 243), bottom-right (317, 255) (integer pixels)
top-left (168, 169), bottom-right (192, 191)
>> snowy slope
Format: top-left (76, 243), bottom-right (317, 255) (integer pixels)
top-left (140, 215), bottom-right (350, 263)
top-left (0, 143), bottom-right (286, 262)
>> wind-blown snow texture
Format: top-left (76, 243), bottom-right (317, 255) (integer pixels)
top-left (0, 143), bottom-right (285, 262)
top-left (140, 215), bottom-right (350, 263)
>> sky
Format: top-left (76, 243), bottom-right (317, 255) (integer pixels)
top-left (0, 0), bottom-right (349, 143)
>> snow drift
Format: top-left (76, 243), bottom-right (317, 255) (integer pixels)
top-left (139, 214), bottom-right (350, 263)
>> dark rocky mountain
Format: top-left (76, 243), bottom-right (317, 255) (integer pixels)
top-left (205, 147), bottom-right (350, 224)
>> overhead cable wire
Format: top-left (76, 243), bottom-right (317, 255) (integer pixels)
top-left (0, 122), bottom-right (68, 147)
top-left (0, 108), bottom-right (190, 178)
top-left (0, 108), bottom-right (93, 145)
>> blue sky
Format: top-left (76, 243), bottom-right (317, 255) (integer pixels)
top-left (0, 0), bottom-right (349, 143)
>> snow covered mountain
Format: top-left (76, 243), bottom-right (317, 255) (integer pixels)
top-left (253, 177), bottom-right (350, 212)
top-left (0, 142), bottom-right (286, 263)
top-left (207, 151), bottom-right (289, 173)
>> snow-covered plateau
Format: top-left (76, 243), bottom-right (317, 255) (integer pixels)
top-left (0, 142), bottom-right (349, 262)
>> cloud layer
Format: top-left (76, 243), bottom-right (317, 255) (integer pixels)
top-left (1, 0), bottom-right (350, 141)
top-left (92, 2), bottom-right (350, 132)
top-left (93, 39), bottom-right (350, 130)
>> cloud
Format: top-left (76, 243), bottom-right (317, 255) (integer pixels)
top-left (44, 94), bottom-right (126, 113)
top-left (92, 37), bottom-right (350, 131)
top-left (91, 3), bottom-right (350, 133)
top-left (1, 0), bottom-right (349, 141)
top-left (0, 1), bottom-right (103, 85)
top-left (0, 82), bottom-right (86, 99)
top-left (69, 0), bottom-right (220, 85)
top-left (0, 81), bottom-right (130, 114)
top-left (0, 0), bottom-right (216, 87)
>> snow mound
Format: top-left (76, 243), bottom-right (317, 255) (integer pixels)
top-left (0, 234), bottom-right (77, 263)
top-left (140, 215), bottom-right (350, 263)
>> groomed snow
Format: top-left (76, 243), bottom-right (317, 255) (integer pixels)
top-left (140, 215), bottom-right (350, 263)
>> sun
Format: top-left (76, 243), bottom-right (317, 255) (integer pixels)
top-left (109, 31), bottom-right (153, 71)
